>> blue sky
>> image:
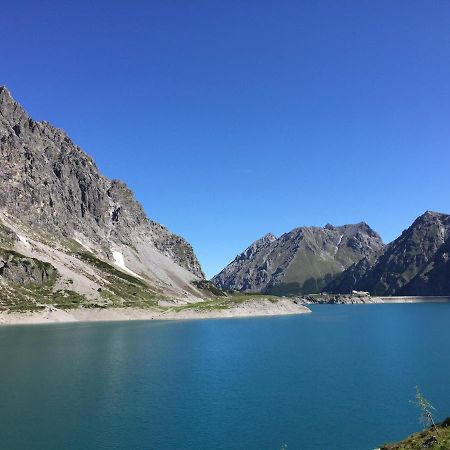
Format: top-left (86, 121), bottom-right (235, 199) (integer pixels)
top-left (1, 1), bottom-right (449, 278)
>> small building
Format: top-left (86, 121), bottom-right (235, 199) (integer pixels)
top-left (352, 290), bottom-right (370, 296)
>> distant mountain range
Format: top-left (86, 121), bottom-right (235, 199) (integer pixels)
top-left (212, 222), bottom-right (384, 295)
top-left (328, 211), bottom-right (450, 296)
top-left (212, 211), bottom-right (450, 296)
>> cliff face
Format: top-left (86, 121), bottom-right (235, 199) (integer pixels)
top-left (212, 222), bottom-right (384, 295)
top-left (400, 235), bottom-right (450, 296)
top-left (0, 86), bottom-right (205, 310)
top-left (328, 211), bottom-right (450, 296)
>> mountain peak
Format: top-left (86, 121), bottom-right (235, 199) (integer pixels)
top-left (412, 210), bottom-right (449, 227)
top-left (330, 210), bottom-right (450, 296)
top-left (260, 232), bottom-right (276, 242)
top-left (212, 220), bottom-right (384, 294)
top-left (0, 85), bottom-right (11, 98)
top-left (247, 232), bottom-right (276, 253)
top-left (0, 86), bottom-right (16, 105)
top-left (422, 210), bottom-right (445, 218)
top-left (0, 86), bottom-right (29, 122)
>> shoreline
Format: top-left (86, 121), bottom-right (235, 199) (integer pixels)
top-left (380, 296), bottom-right (450, 303)
top-left (2, 296), bottom-right (450, 326)
top-left (0, 299), bottom-right (311, 326)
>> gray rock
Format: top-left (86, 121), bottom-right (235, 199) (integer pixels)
top-left (330, 211), bottom-right (450, 296)
top-left (212, 222), bottom-right (384, 295)
top-left (0, 249), bottom-right (58, 286)
top-left (0, 86), bottom-right (204, 299)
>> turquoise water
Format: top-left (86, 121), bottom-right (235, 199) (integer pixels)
top-left (1, 303), bottom-right (450, 450)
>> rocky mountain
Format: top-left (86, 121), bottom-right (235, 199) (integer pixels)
top-left (328, 211), bottom-right (450, 296)
top-left (212, 222), bottom-right (384, 295)
top-left (0, 86), bottom-right (207, 311)
top-left (401, 235), bottom-right (450, 296)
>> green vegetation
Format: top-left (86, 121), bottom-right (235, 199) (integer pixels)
top-left (381, 418), bottom-right (450, 450)
top-left (0, 244), bottom-right (286, 313)
top-left (192, 279), bottom-right (227, 296)
top-left (172, 293), bottom-right (280, 313)
top-left (0, 284), bottom-right (47, 312)
top-left (47, 290), bottom-right (87, 309)
top-left (0, 222), bottom-right (16, 247)
top-left (73, 250), bottom-right (147, 287)
top-left (0, 283), bottom-right (88, 312)
top-left (173, 299), bottom-right (231, 312)
top-left (0, 247), bottom-right (88, 311)
top-left (0, 246), bottom-right (163, 311)
top-left (412, 387), bottom-right (439, 434)
top-left (280, 249), bottom-right (341, 294)
top-left (381, 389), bottom-right (447, 450)
top-left (0, 248), bottom-right (58, 283)
top-left (99, 276), bottom-right (160, 309)
top-left (0, 247), bottom-right (63, 311)
top-left (72, 250), bottom-right (160, 308)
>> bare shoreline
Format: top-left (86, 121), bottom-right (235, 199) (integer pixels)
top-left (2, 296), bottom-right (449, 327)
top-left (380, 296), bottom-right (450, 303)
top-left (0, 299), bottom-right (312, 326)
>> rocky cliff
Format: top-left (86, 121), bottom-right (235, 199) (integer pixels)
top-left (0, 86), bottom-right (206, 311)
top-left (215, 211), bottom-right (450, 297)
top-left (328, 211), bottom-right (450, 296)
top-left (400, 235), bottom-right (450, 296)
top-left (212, 222), bottom-right (384, 295)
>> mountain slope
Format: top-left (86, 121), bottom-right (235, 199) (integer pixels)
top-left (212, 222), bottom-right (384, 295)
top-left (328, 211), bottom-right (450, 295)
top-left (399, 235), bottom-right (450, 295)
top-left (0, 86), bottom-right (206, 310)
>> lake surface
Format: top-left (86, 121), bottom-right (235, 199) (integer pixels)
top-left (1, 303), bottom-right (450, 450)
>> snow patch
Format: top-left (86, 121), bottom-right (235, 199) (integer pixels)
top-left (333, 233), bottom-right (344, 255)
top-left (112, 250), bottom-right (142, 279)
top-left (74, 238), bottom-right (90, 251)
top-left (17, 234), bottom-right (30, 247)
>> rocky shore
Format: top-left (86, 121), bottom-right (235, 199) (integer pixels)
top-left (298, 293), bottom-right (383, 304)
top-left (0, 298), bottom-right (311, 326)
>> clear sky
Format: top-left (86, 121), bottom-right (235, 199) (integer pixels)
top-left (1, 1), bottom-right (449, 278)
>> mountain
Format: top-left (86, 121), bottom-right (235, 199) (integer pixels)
top-left (401, 235), bottom-right (450, 296)
top-left (328, 211), bottom-right (450, 296)
top-left (212, 222), bottom-right (384, 295)
top-left (0, 86), bottom-right (207, 311)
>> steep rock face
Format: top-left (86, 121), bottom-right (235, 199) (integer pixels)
top-left (325, 250), bottom-right (383, 294)
top-left (212, 233), bottom-right (277, 292)
top-left (329, 211), bottom-right (450, 295)
top-left (400, 236), bottom-right (450, 296)
top-left (212, 222), bottom-right (384, 295)
top-left (0, 249), bottom-right (58, 286)
top-left (0, 86), bottom-right (204, 301)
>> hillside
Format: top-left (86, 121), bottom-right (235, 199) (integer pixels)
top-left (381, 418), bottom-right (450, 450)
top-left (212, 222), bottom-right (384, 295)
top-left (0, 86), bottom-right (208, 311)
top-left (329, 211), bottom-right (450, 296)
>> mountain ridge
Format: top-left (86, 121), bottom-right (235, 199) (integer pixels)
top-left (0, 86), bottom-right (207, 311)
top-left (216, 210), bottom-right (450, 296)
top-left (212, 221), bottom-right (384, 295)
top-left (328, 210), bottom-right (450, 295)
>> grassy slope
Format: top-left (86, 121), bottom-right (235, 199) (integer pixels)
top-left (0, 239), bottom-right (282, 313)
top-left (173, 293), bottom-right (280, 312)
top-left (283, 250), bottom-right (341, 284)
top-left (0, 245), bottom-right (161, 311)
top-left (0, 222), bottom-right (290, 312)
top-left (381, 418), bottom-right (450, 450)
